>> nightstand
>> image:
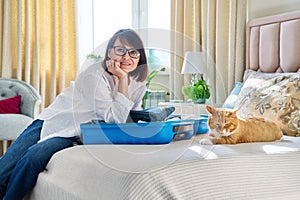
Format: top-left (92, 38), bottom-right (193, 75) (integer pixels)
top-left (158, 102), bottom-right (210, 115)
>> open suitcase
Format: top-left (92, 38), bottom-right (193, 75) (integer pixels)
top-left (80, 119), bottom-right (196, 145)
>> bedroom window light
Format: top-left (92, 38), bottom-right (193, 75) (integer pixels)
top-left (93, 0), bottom-right (132, 52)
top-left (189, 146), bottom-right (218, 160)
top-left (76, 0), bottom-right (171, 73)
top-left (146, 0), bottom-right (171, 74)
top-left (76, 0), bottom-right (132, 67)
top-left (129, 0), bottom-right (171, 74)
top-left (262, 145), bottom-right (299, 154)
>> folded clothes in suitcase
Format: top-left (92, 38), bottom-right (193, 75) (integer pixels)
top-left (127, 106), bottom-right (176, 122)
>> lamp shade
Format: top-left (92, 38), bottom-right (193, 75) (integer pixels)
top-left (181, 51), bottom-right (205, 74)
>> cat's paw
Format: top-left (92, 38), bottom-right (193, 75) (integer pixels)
top-left (209, 131), bottom-right (220, 138)
top-left (199, 137), bottom-right (214, 145)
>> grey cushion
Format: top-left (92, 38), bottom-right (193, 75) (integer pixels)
top-left (0, 114), bottom-right (33, 140)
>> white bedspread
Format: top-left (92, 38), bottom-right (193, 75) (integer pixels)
top-left (28, 136), bottom-right (300, 200)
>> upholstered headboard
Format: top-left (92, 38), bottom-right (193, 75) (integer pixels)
top-left (246, 11), bottom-right (300, 72)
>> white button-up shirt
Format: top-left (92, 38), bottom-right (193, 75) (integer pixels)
top-left (37, 62), bottom-right (146, 142)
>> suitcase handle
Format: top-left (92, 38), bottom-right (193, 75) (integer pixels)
top-left (172, 122), bottom-right (194, 141)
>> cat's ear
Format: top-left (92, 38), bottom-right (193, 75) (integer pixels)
top-left (206, 105), bottom-right (215, 114)
top-left (231, 109), bottom-right (238, 117)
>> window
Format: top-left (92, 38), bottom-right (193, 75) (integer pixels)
top-left (76, 0), bottom-right (171, 73)
top-left (93, 0), bottom-right (132, 51)
top-left (146, 0), bottom-right (171, 73)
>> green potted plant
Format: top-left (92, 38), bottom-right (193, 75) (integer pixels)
top-left (86, 54), bottom-right (102, 62)
top-left (182, 80), bottom-right (210, 104)
top-left (141, 67), bottom-right (166, 109)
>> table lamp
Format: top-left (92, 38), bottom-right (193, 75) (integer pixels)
top-left (181, 51), bottom-right (206, 85)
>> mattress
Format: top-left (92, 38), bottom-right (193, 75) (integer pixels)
top-left (28, 135), bottom-right (300, 200)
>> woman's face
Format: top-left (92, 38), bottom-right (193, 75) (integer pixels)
top-left (108, 39), bottom-right (140, 73)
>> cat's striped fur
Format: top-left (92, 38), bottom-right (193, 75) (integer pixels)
top-left (200, 106), bottom-right (283, 145)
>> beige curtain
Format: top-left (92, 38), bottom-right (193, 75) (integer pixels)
top-left (0, 0), bottom-right (77, 110)
top-left (171, 0), bottom-right (247, 104)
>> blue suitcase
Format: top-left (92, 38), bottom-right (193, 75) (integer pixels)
top-left (80, 120), bottom-right (195, 145)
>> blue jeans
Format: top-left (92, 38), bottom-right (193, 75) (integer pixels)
top-left (0, 119), bottom-right (76, 200)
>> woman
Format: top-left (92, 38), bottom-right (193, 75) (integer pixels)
top-left (0, 29), bottom-right (148, 199)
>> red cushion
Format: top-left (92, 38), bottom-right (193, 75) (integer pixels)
top-left (0, 95), bottom-right (21, 114)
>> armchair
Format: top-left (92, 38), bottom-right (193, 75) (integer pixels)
top-left (0, 78), bottom-right (41, 156)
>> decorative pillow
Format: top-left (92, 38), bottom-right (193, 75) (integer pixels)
top-left (222, 82), bottom-right (243, 109)
top-left (0, 95), bottom-right (22, 114)
top-left (235, 73), bottom-right (300, 136)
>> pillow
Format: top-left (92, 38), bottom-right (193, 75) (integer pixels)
top-left (222, 82), bottom-right (243, 109)
top-left (235, 73), bottom-right (300, 136)
top-left (0, 95), bottom-right (22, 114)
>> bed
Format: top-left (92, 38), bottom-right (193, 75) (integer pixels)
top-left (27, 11), bottom-right (300, 200)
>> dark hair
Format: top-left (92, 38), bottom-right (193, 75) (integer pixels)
top-left (102, 29), bottom-right (148, 82)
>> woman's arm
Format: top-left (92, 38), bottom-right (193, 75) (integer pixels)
top-left (106, 59), bottom-right (129, 99)
top-left (116, 74), bottom-right (129, 99)
top-left (75, 63), bottom-right (134, 124)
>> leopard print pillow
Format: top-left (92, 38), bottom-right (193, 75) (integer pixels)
top-left (235, 73), bottom-right (300, 136)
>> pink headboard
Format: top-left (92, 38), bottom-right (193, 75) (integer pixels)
top-left (246, 11), bottom-right (300, 72)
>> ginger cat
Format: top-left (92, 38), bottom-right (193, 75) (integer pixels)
top-left (199, 106), bottom-right (283, 145)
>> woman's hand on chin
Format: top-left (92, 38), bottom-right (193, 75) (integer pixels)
top-left (106, 59), bottom-right (128, 80)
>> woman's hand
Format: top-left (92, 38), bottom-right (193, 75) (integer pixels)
top-left (106, 59), bottom-right (128, 80)
top-left (106, 59), bottom-right (129, 98)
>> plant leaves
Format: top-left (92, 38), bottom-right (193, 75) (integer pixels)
top-left (182, 86), bottom-right (195, 99)
top-left (182, 80), bottom-right (210, 100)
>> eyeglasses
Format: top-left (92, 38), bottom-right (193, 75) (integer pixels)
top-left (113, 46), bottom-right (140, 59)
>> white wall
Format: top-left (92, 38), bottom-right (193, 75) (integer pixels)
top-left (247, 0), bottom-right (300, 21)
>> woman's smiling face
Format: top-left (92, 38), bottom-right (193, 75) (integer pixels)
top-left (108, 39), bottom-right (140, 73)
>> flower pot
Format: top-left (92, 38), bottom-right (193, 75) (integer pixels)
top-left (193, 98), bottom-right (206, 104)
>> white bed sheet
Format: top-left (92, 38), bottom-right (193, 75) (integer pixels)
top-left (28, 135), bottom-right (300, 200)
